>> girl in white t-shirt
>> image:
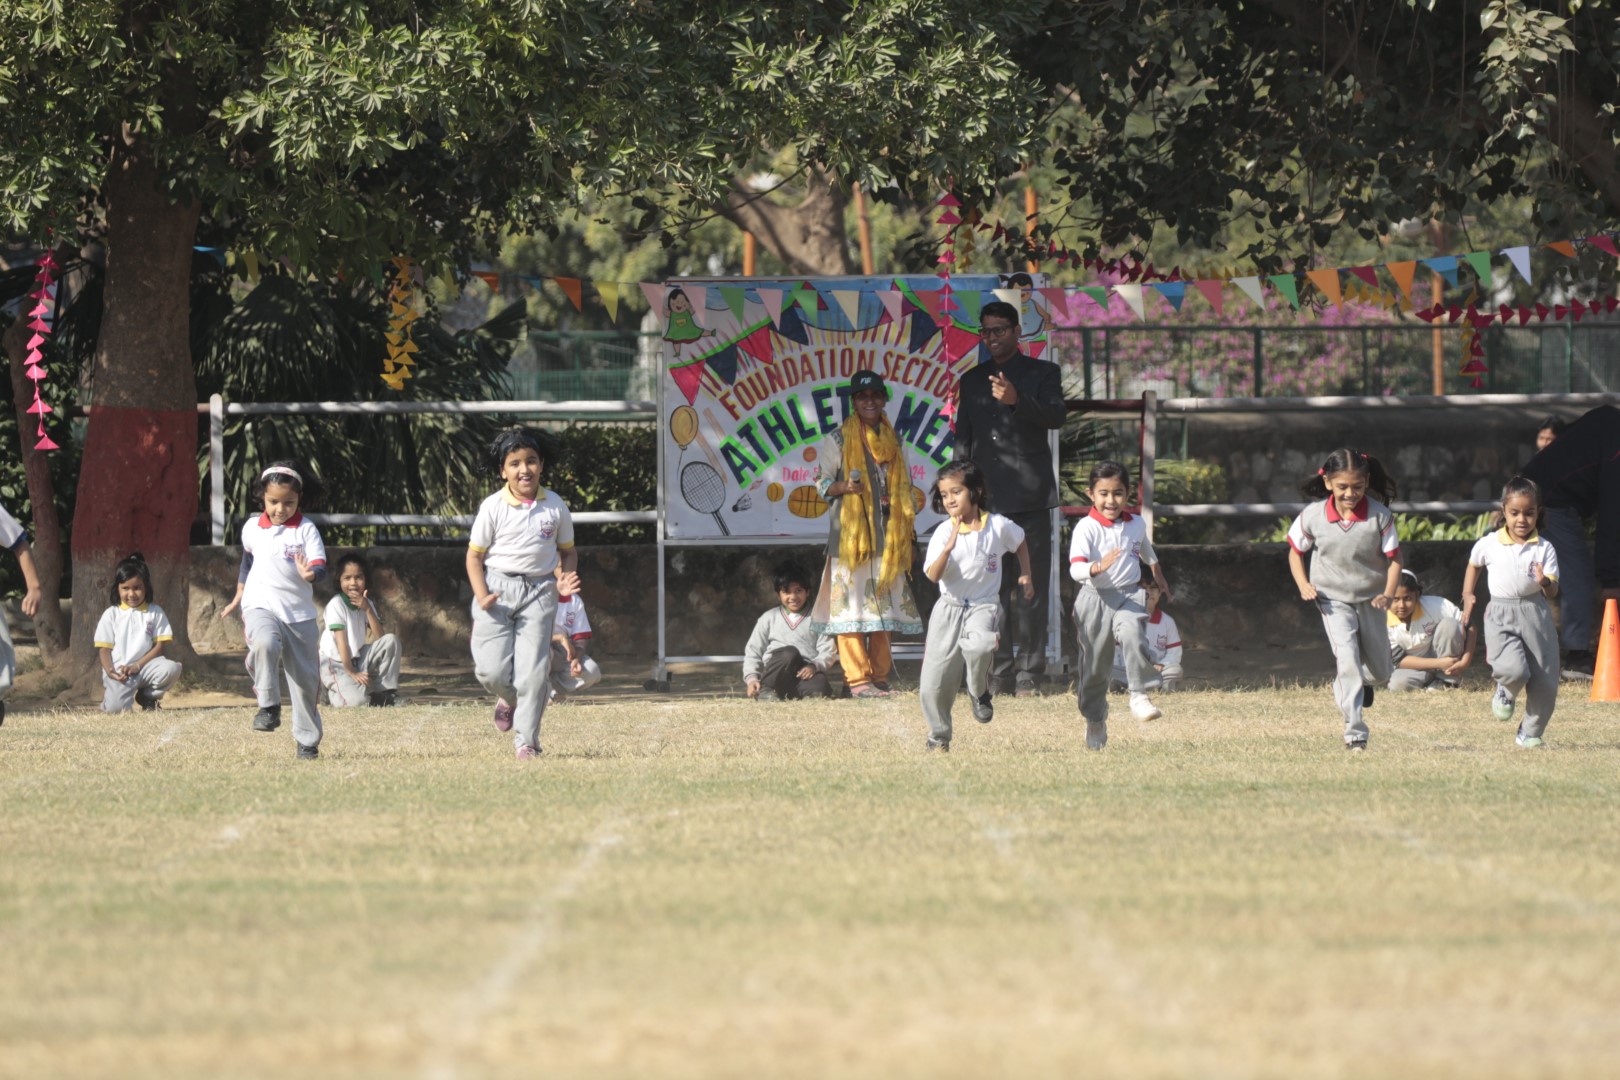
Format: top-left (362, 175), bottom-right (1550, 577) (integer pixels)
top-left (1386, 569), bottom-right (1476, 692)
top-left (219, 461), bottom-right (328, 759)
top-left (1461, 476), bottom-right (1561, 746)
top-left (319, 554), bottom-right (401, 708)
top-left (917, 461), bottom-right (1032, 751)
top-left (95, 552), bottom-right (182, 712)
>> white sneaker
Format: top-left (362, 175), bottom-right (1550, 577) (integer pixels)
top-left (1491, 686), bottom-right (1515, 722)
top-left (1129, 693), bottom-right (1162, 722)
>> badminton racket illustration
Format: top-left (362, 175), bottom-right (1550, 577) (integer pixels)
top-left (681, 461), bottom-right (730, 535)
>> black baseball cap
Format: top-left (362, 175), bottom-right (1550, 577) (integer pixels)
top-left (850, 369), bottom-right (889, 398)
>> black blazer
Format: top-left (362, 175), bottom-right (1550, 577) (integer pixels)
top-left (952, 353), bottom-right (1066, 515)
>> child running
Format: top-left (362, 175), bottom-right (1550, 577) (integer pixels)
top-left (918, 461), bottom-right (1033, 751)
top-left (1461, 476), bottom-right (1560, 747)
top-left (319, 554), bottom-right (401, 707)
top-left (467, 427), bottom-right (578, 759)
top-left (1386, 569), bottom-right (1476, 692)
top-left (1286, 448), bottom-right (1402, 750)
top-left (0, 499), bottom-right (43, 727)
top-left (743, 561), bottom-right (836, 702)
top-left (1070, 462), bottom-right (1173, 751)
top-left (549, 592), bottom-right (602, 704)
top-left (219, 461), bottom-right (328, 759)
top-left (95, 552), bottom-right (182, 712)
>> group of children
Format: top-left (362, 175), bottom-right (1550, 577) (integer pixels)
top-left (0, 395), bottom-right (1573, 758)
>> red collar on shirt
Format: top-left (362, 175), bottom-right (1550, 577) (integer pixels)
top-left (1086, 508), bottom-right (1133, 527)
top-left (256, 511), bottom-right (304, 528)
top-left (1323, 497), bottom-right (1369, 524)
top-left (1149, 609), bottom-right (1164, 625)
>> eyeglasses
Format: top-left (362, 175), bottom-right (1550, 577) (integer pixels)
top-left (979, 324), bottom-right (1015, 338)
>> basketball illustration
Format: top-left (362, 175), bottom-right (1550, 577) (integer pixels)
top-left (787, 485), bottom-right (829, 518)
top-left (767, 482), bottom-right (785, 502)
top-left (670, 405), bottom-right (699, 448)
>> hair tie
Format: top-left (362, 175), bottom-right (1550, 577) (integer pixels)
top-left (261, 465), bottom-right (301, 484)
top-left (1317, 468), bottom-right (1325, 476)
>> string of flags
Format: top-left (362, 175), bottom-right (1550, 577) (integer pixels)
top-left (21, 251), bottom-right (60, 452)
top-left (380, 256), bottom-right (421, 391)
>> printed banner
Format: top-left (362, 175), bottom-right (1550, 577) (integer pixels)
top-left (660, 274), bottom-right (1049, 539)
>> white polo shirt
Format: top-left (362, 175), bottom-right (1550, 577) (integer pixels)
top-left (319, 594), bottom-right (377, 662)
top-left (554, 594), bottom-right (592, 641)
top-left (240, 512), bottom-right (327, 622)
top-left (1387, 596), bottom-right (1463, 654)
top-left (93, 603), bottom-right (174, 668)
top-left (0, 502), bottom-right (25, 550)
top-left (1069, 509), bottom-right (1156, 591)
top-left (468, 486), bottom-right (574, 578)
top-left (1468, 529), bottom-right (1560, 599)
top-left (926, 512), bottom-right (1026, 605)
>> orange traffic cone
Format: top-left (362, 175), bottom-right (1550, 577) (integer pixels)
top-left (1592, 598), bottom-right (1620, 703)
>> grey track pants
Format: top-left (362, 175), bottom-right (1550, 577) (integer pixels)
top-left (244, 609), bottom-right (324, 750)
top-left (1485, 595), bottom-right (1560, 740)
top-left (1074, 585), bottom-right (1158, 725)
top-left (0, 613), bottom-right (12, 701)
top-left (919, 598), bottom-right (1000, 744)
top-left (101, 657), bottom-right (183, 712)
top-left (321, 634), bottom-right (403, 706)
top-left (1315, 597), bottom-right (1393, 744)
top-left (549, 644), bottom-right (603, 702)
top-left (471, 571), bottom-right (559, 751)
top-left (1387, 617), bottom-right (1466, 692)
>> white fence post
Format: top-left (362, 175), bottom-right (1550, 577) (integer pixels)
top-left (1140, 390), bottom-right (1157, 540)
top-left (209, 394), bottom-right (226, 545)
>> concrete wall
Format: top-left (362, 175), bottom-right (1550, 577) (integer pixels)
top-left (189, 539), bottom-right (1513, 679)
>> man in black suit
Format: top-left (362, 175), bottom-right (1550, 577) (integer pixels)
top-left (952, 300), bottom-right (1067, 696)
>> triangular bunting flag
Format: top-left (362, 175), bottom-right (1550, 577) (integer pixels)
top-left (555, 277), bottom-right (584, 311)
top-left (1150, 281), bottom-right (1187, 313)
top-left (1586, 234), bottom-right (1620, 258)
top-left (1078, 286), bottom-right (1110, 311)
top-left (1461, 251), bottom-right (1493, 283)
top-left (1545, 240), bottom-right (1577, 258)
top-left (597, 280), bottom-right (621, 322)
top-left (1421, 256), bottom-right (1460, 287)
top-left (1194, 279), bottom-right (1225, 317)
top-left (1037, 287), bottom-right (1067, 324)
top-left (736, 325), bottom-right (775, 366)
top-left (1113, 283), bottom-right (1146, 320)
top-left (992, 288), bottom-right (1021, 308)
top-left (831, 290), bottom-right (861, 330)
top-left (942, 323), bottom-right (981, 366)
top-left (243, 251), bottom-right (261, 283)
top-left (473, 271), bottom-right (500, 291)
top-left (759, 287), bottom-right (786, 327)
top-left (668, 358), bottom-right (707, 405)
top-left (640, 282), bottom-right (667, 325)
top-left (26, 365), bottom-right (45, 380)
top-left (32, 432), bottom-right (59, 452)
top-left (955, 290), bottom-right (984, 325)
top-left (791, 286), bottom-right (820, 315)
top-left (1267, 274), bottom-right (1300, 309)
top-left (1386, 261), bottom-right (1417, 304)
top-left (1501, 246), bottom-right (1532, 286)
top-left (1231, 276), bottom-right (1265, 310)
top-left (1305, 269), bottom-right (1342, 308)
top-left (912, 289), bottom-right (945, 325)
top-left (877, 289), bottom-right (902, 324)
top-left (719, 285), bottom-right (748, 324)
top-left (936, 192), bottom-right (961, 207)
top-left (1348, 267), bottom-right (1379, 287)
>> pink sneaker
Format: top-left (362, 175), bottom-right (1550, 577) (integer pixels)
top-left (515, 744), bottom-right (541, 760)
top-left (493, 698), bottom-right (514, 732)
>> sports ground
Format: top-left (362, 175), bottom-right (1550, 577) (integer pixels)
top-left (4, 685), bottom-right (1618, 1078)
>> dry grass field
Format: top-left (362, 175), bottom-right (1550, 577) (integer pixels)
top-left (3, 685), bottom-right (1619, 1079)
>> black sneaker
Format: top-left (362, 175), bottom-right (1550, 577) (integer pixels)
top-left (1362, 685), bottom-right (1375, 709)
top-left (925, 737), bottom-right (950, 752)
top-left (296, 743), bottom-right (319, 760)
top-left (253, 706), bottom-right (281, 732)
top-left (1561, 650), bottom-right (1595, 681)
top-left (970, 691), bottom-right (994, 724)
top-left (135, 688), bottom-right (158, 711)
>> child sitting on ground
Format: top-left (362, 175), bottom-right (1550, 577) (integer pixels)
top-left (744, 560), bottom-right (836, 701)
top-left (95, 552), bottom-right (182, 712)
top-left (318, 554), bottom-right (401, 707)
top-left (1386, 568), bottom-right (1475, 691)
top-left (1110, 578), bottom-right (1182, 693)
top-left (549, 592), bottom-right (602, 704)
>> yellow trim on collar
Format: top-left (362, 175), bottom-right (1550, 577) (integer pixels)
top-left (956, 514), bottom-right (988, 534)
top-left (117, 603), bottom-right (150, 612)
top-left (1386, 599), bottom-right (1426, 628)
top-left (1496, 527), bottom-right (1540, 544)
top-left (500, 485), bottom-right (549, 507)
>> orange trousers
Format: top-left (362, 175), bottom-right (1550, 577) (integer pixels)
top-left (838, 631), bottom-right (893, 688)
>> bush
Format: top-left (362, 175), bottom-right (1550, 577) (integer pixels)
top-left (547, 424), bottom-right (657, 544)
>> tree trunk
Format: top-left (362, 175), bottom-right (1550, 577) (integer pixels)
top-left (719, 167), bottom-right (857, 276)
top-left (3, 315), bottom-right (69, 660)
top-left (66, 129), bottom-right (202, 697)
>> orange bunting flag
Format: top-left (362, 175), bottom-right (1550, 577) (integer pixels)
top-left (1305, 268), bottom-right (1342, 308)
top-left (555, 276), bottom-right (584, 311)
top-left (1386, 261), bottom-right (1417, 304)
top-left (472, 270), bottom-right (501, 291)
top-left (1545, 240), bottom-right (1577, 258)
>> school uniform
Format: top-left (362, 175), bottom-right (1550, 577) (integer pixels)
top-left (240, 512), bottom-right (327, 751)
top-left (1469, 529), bottom-right (1561, 739)
top-left (1386, 595), bottom-right (1467, 692)
top-left (1111, 608), bottom-right (1183, 690)
top-left (918, 513), bottom-right (1026, 744)
top-left (743, 604), bottom-right (836, 701)
top-left (1287, 497), bottom-right (1399, 746)
top-left (318, 593), bottom-right (401, 707)
top-left (549, 593), bottom-right (603, 702)
top-left (469, 485), bottom-right (573, 752)
top-left (1070, 509), bottom-right (1160, 726)
top-left (94, 602), bottom-right (182, 712)
top-left (0, 504), bottom-right (23, 706)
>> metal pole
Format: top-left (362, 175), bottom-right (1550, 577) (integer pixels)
top-left (209, 394), bottom-right (226, 544)
top-left (1082, 327), bottom-right (1093, 398)
top-left (1046, 427), bottom-right (1063, 672)
top-left (655, 383), bottom-right (670, 687)
top-left (1565, 323), bottom-right (1575, 391)
top-left (1140, 390), bottom-right (1157, 540)
top-left (1252, 326), bottom-right (1263, 396)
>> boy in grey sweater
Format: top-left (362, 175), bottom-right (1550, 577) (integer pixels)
top-left (744, 561), bottom-right (837, 701)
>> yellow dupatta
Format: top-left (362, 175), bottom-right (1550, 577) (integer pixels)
top-left (836, 413), bottom-right (915, 593)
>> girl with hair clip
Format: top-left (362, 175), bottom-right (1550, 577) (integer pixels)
top-left (1386, 568), bottom-right (1476, 692)
top-left (94, 552), bottom-right (183, 712)
top-left (467, 426), bottom-right (578, 759)
top-left (1461, 476), bottom-right (1561, 747)
top-left (220, 461), bottom-right (328, 759)
top-left (1286, 448), bottom-right (1402, 750)
top-left (810, 370), bottom-right (923, 698)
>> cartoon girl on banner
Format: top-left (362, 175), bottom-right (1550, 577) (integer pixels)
top-left (664, 287), bottom-right (714, 361)
top-left (1004, 272), bottom-right (1049, 358)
